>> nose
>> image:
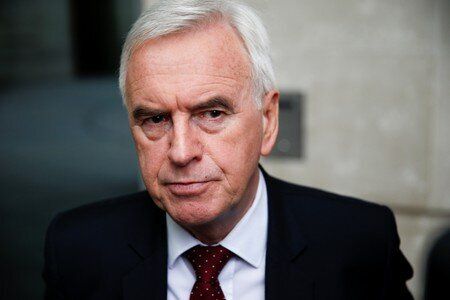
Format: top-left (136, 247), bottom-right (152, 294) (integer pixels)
top-left (167, 118), bottom-right (202, 167)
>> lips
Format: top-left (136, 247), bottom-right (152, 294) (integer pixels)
top-left (166, 181), bottom-right (212, 196)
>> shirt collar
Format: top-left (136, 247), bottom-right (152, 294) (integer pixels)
top-left (166, 168), bottom-right (268, 269)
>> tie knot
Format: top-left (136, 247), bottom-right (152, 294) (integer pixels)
top-left (185, 245), bottom-right (234, 282)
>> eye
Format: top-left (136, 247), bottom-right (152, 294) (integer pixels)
top-left (148, 114), bottom-right (168, 124)
top-left (194, 109), bottom-right (228, 132)
top-left (204, 110), bottom-right (223, 119)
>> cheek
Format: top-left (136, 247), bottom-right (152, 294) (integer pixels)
top-left (204, 112), bottom-right (262, 180)
top-left (132, 126), bottom-right (167, 191)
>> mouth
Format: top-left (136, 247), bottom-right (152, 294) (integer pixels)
top-left (165, 181), bottom-right (213, 197)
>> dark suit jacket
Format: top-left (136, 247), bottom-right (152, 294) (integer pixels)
top-left (43, 169), bottom-right (414, 299)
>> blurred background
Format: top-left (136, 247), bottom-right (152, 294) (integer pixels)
top-left (0, 0), bottom-right (449, 299)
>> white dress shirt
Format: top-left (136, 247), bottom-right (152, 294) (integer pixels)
top-left (166, 169), bottom-right (268, 300)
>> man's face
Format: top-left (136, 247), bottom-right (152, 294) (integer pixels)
top-left (125, 21), bottom-right (278, 230)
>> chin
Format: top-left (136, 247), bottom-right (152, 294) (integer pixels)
top-left (169, 203), bottom-right (225, 228)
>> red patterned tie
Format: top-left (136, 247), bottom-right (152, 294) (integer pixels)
top-left (185, 245), bottom-right (234, 300)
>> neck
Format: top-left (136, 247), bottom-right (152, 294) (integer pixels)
top-left (187, 169), bottom-right (260, 245)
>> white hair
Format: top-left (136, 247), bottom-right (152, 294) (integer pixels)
top-left (118, 0), bottom-right (275, 108)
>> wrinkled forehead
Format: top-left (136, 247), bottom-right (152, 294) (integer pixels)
top-left (126, 20), bottom-right (252, 87)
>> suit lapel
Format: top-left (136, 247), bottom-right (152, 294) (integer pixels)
top-left (263, 169), bottom-right (315, 300)
top-left (122, 199), bottom-right (168, 300)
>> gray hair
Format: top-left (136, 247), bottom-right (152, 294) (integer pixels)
top-left (119, 0), bottom-right (275, 108)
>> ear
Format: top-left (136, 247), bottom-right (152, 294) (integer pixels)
top-left (260, 90), bottom-right (279, 156)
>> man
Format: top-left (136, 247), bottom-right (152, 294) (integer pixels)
top-left (43, 0), bottom-right (414, 299)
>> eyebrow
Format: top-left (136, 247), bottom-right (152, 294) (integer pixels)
top-left (191, 97), bottom-right (235, 113)
top-left (132, 107), bottom-right (167, 120)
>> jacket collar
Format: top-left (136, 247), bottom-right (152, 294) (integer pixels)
top-left (122, 196), bottom-right (168, 300)
top-left (262, 166), bottom-right (315, 300)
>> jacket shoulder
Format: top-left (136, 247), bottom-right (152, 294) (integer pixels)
top-left (45, 191), bottom-right (162, 260)
top-left (268, 175), bottom-right (388, 211)
top-left (50, 191), bottom-right (156, 228)
top-left (43, 192), bottom-right (166, 298)
top-left (265, 174), bottom-right (396, 240)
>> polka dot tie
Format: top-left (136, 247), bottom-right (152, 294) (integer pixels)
top-left (185, 245), bottom-right (234, 300)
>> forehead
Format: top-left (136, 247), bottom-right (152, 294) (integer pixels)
top-left (125, 21), bottom-right (252, 104)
